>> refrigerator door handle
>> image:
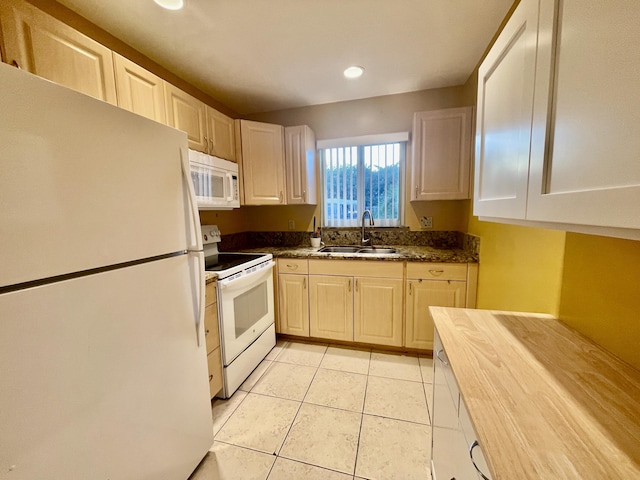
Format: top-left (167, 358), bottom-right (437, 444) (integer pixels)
top-left (190, 250), bottom-right (205, 347)
top-left (181, 147), bottom-right (203, 253)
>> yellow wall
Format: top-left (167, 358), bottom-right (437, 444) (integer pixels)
top-left (467, 216), bottom-right (566, 315)
top-left (558, 233), bottom-right (640, 370)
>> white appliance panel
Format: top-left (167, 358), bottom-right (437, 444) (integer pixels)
top-left (0, 256), bottom-right (213, 480)
top-left (0, 63), bottom-right (194, 288)
top-left (218, 262), bottom-right (275, 365)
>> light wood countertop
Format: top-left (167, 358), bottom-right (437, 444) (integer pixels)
top-left (430, 307), bottom-right (640, 479)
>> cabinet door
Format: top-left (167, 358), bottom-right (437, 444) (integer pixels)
top-left (411, 107), bottom-right (472, 201)
top-left (164, 82), bottom-right (207, 152)
top-left (354, 276), bottom-right (403, 346)
top-left (113, 53), bottom-right (166, 123)
top-left (474, 0), bottom-right (540, 219)
top-left (405, 280), bottom-right (465, 349)
top-left (309, 275), bottom-right (353, 341)
top-left (239, 120), bottom-right (286, 205)
top-left (526, 0), bottom-right (640, 230)
top-left (207, 347), bottom-right (223, 399)
top-left (206, 106), bottom-right (236, 161)
top-left (0, 0), bottom-right (116, 105)
top-left (285, 125), bottom-right (317, 205)
top-left (278, 273), bottom-right (309, 337)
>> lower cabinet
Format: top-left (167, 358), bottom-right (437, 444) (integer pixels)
top-left (277, 258), bottom-right (310, 337)
top-left (274, 258), bottom-right (478, 350)
top-left (204, 280), bottom-right (223, 398)
top-left (405, 263), bottom-right (470, 350)
top-left (432, 329), bottom-right (491, 480)
top-left (354, 276), bottom-right (403, 346)
top-left (309, 274), bottom-right (353, 341)
top-left (308, 260), bottom-right (404, 346)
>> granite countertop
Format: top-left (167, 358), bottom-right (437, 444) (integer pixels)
top-left (235, 245), bottom-right (477, 263)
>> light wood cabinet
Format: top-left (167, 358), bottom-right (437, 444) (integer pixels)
top-left (164, 82), bottom-right (208, 152)
top-left (284, 125), bottom-right (317, 205)
top-left (205, 281), bottom-right (223, 398)
top-left (354, 276), bottom-right (403, 347)
top-left (205, 106), bottom-right (236, 162)
top-left (411, 107), bottom-right (473, 201)
top-left (0, 0), bottom-right (117, 105)
top-left (277, 258), bottom-right (310, 337)
top-left (113, 53), bottom-right (166, 123)
top-left (308, 260), bottom-right (403, 346)
top-left (236, 119), bottom-right (286, 205)
top-left (404, 262), bottom-right (474, 350)
top-left (309, 274), bottom-right (353, 341)
top-left (475, 0), bottom-right (640, 236)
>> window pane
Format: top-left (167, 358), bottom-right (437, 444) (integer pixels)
top-left (323, 146), bottom-right (358, 226)
top-left (322, 142), bottom-right (402, 227)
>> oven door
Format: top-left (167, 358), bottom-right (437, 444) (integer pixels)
top-left (218, 262), bottom-right (275, 365)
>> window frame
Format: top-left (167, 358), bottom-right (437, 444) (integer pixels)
top-left (318, 133), bottom-right (408, 228)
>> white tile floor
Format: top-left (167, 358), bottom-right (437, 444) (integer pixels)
top-left (190, 340), bottom-right (434, 480)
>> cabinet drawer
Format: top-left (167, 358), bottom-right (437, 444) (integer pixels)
top-left (207, 347), bottom-right (223, 399)
top-left (406, 262), bottom-right (467, 281)
top-left (309, 259), bottom-right (403, 278)
top-left (204, 302), bottom-right (220, 354)
top-left (277, 258), bottom-right (309, 274)
top-left (205, 281), bottom-right (217, 306)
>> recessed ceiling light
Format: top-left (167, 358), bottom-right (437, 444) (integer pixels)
top-left (344, 66), bottom-right (364, 79)
top-left (153, 0), bottom-right (184, 10)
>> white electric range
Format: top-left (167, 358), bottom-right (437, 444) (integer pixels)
top-left (202, 225), bottom-right (275, 398)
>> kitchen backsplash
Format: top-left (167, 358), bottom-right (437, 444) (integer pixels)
top-left (220, 229), bottom-right (480, 254)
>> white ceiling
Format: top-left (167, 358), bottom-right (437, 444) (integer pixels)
top-left (56, 0), bottom-right (513, 115)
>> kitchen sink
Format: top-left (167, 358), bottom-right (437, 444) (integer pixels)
top-left (357, 247), bottom-right (397, 254)
top-left (317, 246), bottom-right (397, 254)
top-left (318, 246), bottom-right (361, 253)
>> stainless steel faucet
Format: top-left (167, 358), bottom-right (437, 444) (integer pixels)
top-left (361, 210), bottom-right (374, 246)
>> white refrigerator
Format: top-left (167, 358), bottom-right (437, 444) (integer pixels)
top-left (0, 63), bottom-right (213, 479)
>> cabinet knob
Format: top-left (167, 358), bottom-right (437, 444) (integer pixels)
top-left (209, 374), bottom-right (213, 382)
top-left (303, 190), bottom-right (306, 202)
top-left (303, 277), bottom-right (306, 289)
top-left (279, 191), bottom-right (284, 203)
top-left (415, 185), bottom-right (418, 199)
top-left (205, 329), bottom-right (210, 336)
top-left (12, 60), bottom-right (21, 70)
top-left (286, 264), bottom-right (298, 270)
top-left (429, 269), bottom-right (444, 276)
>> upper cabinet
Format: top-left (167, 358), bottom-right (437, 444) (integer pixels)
top-left (474, 0), bottom-right (539, 218)
top-left (0, 0), bottom-right (117, 105)
top-left (411, 107), bottom-right (473, 201)
top-left (114, 53), bottom-right (166, 123)
top-left (236, 119), bottom-right (286, 205)
top-left (475, 0), bottom-right (640, 236)
top-left (284, 125), bottom-right (317, 205)
top-left (164, 83), bottom-right (208, 152)
top-left (205, 107), bottom-right (236, 162)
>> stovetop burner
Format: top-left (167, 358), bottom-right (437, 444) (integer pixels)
top-left (205, 253), bottom-right (265, 272)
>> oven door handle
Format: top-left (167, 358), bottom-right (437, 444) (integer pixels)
top-left (219, 261), bottom-right (274, 292)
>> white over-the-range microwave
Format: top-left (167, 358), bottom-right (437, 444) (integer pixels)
top-left (188, 149), bottom-right (240, 210)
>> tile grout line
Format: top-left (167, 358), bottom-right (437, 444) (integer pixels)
top-left (352, 349), bottom-right (373, 477)
top-left (273, 345), bottom-right (328, 459)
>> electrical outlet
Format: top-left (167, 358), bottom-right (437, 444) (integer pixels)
top-left (288, 219), bottom-right (295, 230)
top-left (420, 216), bottom-right (433, 229)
